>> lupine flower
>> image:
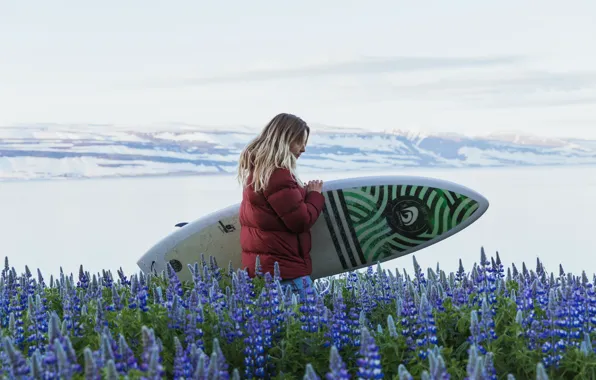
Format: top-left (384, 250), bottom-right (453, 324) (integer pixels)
top-left (465, 344), bottom-right (497, 380)
top-left (27, 294), bottom-right (48, 355)
top-left (116, 334), bottom-right (138, 374)
top-left (535, 362), bottom-right (549, 380)
top-left (412, 256), bottom-right (427, 290)
top-left (117, 267), bottom-right (131, 287)
top-left (397, 364), bottom-right (414, 380)
top-left (326, 345), bottom-right (350, 380)
top-left (386, 314), bottom-right (398, 338)
top-left (356, 327), bottom-right (383, 379)
top-left (325, 290), bottom-right (350, 350)
top-left (414, 293), bottom-right (438, 359)
top-left (173, 336), bottom-right (193, 379)
top-left (580, 332), bottom-right (593, 356)
top-left (398, 286), bottom-right (419, 354)
top-left (84, 346), bottom-right (100, 380)
top-left (139, 325), bottom-right (165, 377)
top-left (2, 337), bottom-right (30, 377)
top-left (424, 346), bottom-right (450, 379)
top-left (304, 363), bottom-right (321, 380)
top-left (300, 281), bottom-right (321, 333)
top-left (0, 250), bottom-right (595, 378)
top-left (185, 289), bottom-right (206, 351)
top-left (468, 296), bottom-right (497, 355)
top-left (243, 315), bottom-right (266, 378)
top-left (30, 350), bottom-right (43, 378)
top-left (105, 359), bottom-right (119, 380)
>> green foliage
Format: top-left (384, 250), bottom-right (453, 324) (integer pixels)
top-left (4, 255), bottom-right (596, 379)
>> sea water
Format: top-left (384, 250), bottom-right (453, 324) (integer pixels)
top-left (2, 165), bottom-right (595, 280)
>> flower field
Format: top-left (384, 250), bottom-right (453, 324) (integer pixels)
top-left (1, 248), bottom-right (596, 379)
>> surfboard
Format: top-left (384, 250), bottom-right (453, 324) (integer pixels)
top-left (136, 175), bottom-right (489, 282)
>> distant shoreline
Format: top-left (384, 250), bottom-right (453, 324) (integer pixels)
top-left (2, 162), bottom-right (596, 184)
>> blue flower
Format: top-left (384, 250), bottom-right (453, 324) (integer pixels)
top-left (2, 337), bottom-right (30, 377)
top-left (356, 327), bottom-right (384, 379)
top-left (326, 345), bottom-right (350, 380)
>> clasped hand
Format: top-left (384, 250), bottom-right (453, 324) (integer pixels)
top-left (305, 179), bottom-right (323, 193)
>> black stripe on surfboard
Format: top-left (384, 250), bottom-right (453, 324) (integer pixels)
top-left (375, 185), bottom-right (385, 208)
top-left (328, 191), bottom-right (359, 267)
top-left (337, 190), bottom-right (367, 265)
top-left (413, 186), bottom-right (423, 198)
top-left (448, 190), bottom-right (460, 205)
top-left (429, 187), bottom-right (441, 211)
top-left (333, 190), bottom-right (365, 266)
top-left (322, 197), bottom-right (349, 270)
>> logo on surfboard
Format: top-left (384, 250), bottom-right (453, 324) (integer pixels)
top-left (218, 221), bottom-right (236, 234)
top-left (385, 196), bottom-right (431, 235)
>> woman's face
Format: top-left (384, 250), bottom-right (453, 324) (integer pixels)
top-left (290, 131), bottom-right (308, 159)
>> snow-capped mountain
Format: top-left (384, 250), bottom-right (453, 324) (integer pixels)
top-left (1, 123), bottom-right (595, 181)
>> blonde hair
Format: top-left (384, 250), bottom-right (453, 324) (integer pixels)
top-left (238, 113), bottom-right (310, 192)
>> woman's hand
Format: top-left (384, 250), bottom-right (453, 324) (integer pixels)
top-left (306, 180), bottom-right (323, 193)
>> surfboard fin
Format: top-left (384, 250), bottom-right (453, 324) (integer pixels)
top-left (174, 222), bottom-right (188, 228)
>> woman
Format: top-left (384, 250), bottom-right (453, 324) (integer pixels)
top-left (237, 113), bottom-right (325, 295)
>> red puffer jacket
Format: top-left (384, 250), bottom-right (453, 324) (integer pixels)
top-left (239, 168), bottom-right (326, 279)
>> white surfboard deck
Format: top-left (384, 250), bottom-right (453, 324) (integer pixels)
top-left (137, 175), bottom-right (489, 282)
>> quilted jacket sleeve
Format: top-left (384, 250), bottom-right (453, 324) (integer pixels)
top-left (263, 168), bottom-right (326, 233)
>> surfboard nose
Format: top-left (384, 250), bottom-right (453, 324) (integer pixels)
top-left (470, 189), bottom-right (490, 215)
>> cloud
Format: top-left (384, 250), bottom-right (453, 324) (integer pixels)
top-left (390, 70), bottom-right (596, 93)
top-left (457, 71), bottom-right (596, 108)
top-left (337, 69), bottom-right (596, 108)
top-left (486, 94), bottom-right (596, 108)
top-left (161, 55), bottom-right (521, 87)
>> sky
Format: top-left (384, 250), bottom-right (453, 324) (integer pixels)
top-left (1, 0), bottom-right (595, 138)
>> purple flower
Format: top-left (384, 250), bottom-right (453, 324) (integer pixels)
top-left (116, 334), bottom-right (138, 374)
top-left (117, 267), bottom-right (131, 286)
top-left (299, 281), bottom-right (321, 333)
top-left (105, 359), bottom-right (119, 379)
top-left (185, 289), bottom-right (206, 351)
top-left (95, 298), bottom-right (108, 333)
top-left (327, 291), bottom-right (351, 350)
top-left (165, 262), bottom-right (184, 313)
top-left (304, 363), bottom-right (321, 380)
top-left (412, 256), bottom-right (427, 289)
top-left (84, 347), bottom-right (101, 380)
top-left (356, 327), bottom-right (383, 379)
top-left (139, 326), bottom-right (165, 377)
top-left (2, 337), bottom-right (30, 377)
top-left (414, 293), bottom-right (438, 359)
top-left (536, 362), bottom-right (549, 380)
top-left (243, 316), bottom-right (266, 379)
top-left (107, 286), bottom-right (123, 312)
top-left (424, 346), bottom-right (450, 379)
top-left (464, 345), bottom-right (496, 380)
top-left (36, 312), bottom-right (82, 377)
top-left (173, 336), bottom-right (193, 379)
top-left (77, 265), bottom-right (89, 290)
top-left (398, 364), bottom-right (413, 380)
top-left (468, 296), bottom-right (497, 355)
top-left (27, 294), bottom-right (48, 355)
top-left (325, 345), bottom-right (350, 380)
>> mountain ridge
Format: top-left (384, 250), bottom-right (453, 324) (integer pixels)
top-left (1, 123), bottom-right (595, 181)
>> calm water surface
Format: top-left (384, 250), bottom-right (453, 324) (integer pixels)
top-left (2, 165), bottom-right (595, 280)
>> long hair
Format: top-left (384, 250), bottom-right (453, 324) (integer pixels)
top-left (238, 113), bottom-right (310, 192)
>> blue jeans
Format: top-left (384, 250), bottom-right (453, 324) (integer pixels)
top-left (279, 275), bottom-right (316, 302)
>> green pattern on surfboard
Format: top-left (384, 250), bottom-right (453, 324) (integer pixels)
top-left (322, 185), bottom-right (479, 269)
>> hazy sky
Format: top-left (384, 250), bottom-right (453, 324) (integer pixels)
top-left (1, 0), bottom-right (595, 138)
